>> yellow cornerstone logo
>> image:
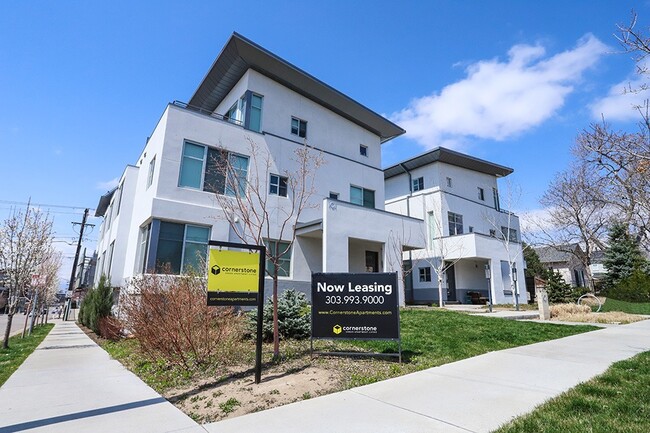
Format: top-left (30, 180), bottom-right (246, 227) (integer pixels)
top-left (333, 325), bottom-right (342, 335)
top-left (208, 249), bottom-right (259, 293)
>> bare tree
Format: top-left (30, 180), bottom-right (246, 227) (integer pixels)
top-left (531, 162), bottom-right (610, 290)
top-left (0, 205), bottom-right (55, 348)
top-left (386, 225), bottom-right (415, 304)
top-left (574, 123), bottom-right (650, 250)
top-left (413, 197), bottom-right (465, 307)
top-left (209, 137), bottom-right (323, 358)
top-left (483, 179), bottom-right (527, 308)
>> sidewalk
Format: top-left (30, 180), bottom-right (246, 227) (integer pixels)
top-left (204, 319), bottom-right (650, 433)
top-left (0, 320), bottom-right (205, 433)
top-left (1, 319), bottom-right (649, 433)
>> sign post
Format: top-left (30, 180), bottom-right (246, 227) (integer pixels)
top-left (311, 272), bottom-right (401, 361)
top-left (207, 241), bottom-right (265, 384)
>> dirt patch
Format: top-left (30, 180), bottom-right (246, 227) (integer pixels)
top-left (165, 360), bottom-right (342, 423)
top-left (550, 303), bottom-right (647, 324)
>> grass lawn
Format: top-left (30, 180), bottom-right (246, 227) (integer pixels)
top-left (601, 298), bottom-right (650, 315)
top-left (494, 350), bottom-right (650, 433)
top-left (0, 323), bottom-right (54, 386)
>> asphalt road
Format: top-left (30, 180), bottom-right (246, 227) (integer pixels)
top-left (0, 312), bottom-right (52, 339)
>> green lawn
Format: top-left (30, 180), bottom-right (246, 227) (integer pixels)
top-left (601, 298), bottom-right (650, 315)
top-left (101, 308), bottom-right (599, 392)
top-left (0, 323), bottom-right (54, 386)
top-left (493, 351), bottom-right (650, 433)
top-left (352, 308), bottom-right (597, 369)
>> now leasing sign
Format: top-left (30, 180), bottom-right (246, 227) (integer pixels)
top-left (311, 272), bottom-right (400, 340)
top-left (207, 248), bottom-right (261, 306)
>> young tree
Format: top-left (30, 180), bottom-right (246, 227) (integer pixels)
top-left (210, 137), bottom-right (323, 358)
top-left (603, 221), bottom-right (648, 289)
top-left (0, 205), bottom-right (55, 348)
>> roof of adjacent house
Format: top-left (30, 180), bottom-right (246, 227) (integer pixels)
top-left (383, 146), bottom-right (514, 179)
top-left (534, 244), bottom-right (583, 264)
top-left (187, 33), bottom-right (405, 143)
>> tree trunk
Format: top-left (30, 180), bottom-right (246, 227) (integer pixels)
top-left (272, 269), bottom-right (279, 359)
top-left (3, 313), bottom-right (14, 349)
top-left (438, 275), bottom-right (444, 308)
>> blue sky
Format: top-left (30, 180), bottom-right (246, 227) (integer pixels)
top-left (1, 1), bottom-right (648, 285)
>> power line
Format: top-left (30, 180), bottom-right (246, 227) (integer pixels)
top-left (0, 200), bottom-right (96, 213)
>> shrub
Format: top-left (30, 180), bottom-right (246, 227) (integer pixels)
top-left (79, 275), bottom-right (113, 335)
top-left (546, 271), bottom-right (573, 304)
top-left (251, 289), bottom-right (311, 342)
top-left (605, 269), bottom-right (650, 303)
top-left (120, 272), bottom-right (245, 369)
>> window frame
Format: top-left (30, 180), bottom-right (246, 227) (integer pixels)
top-left (446, 177), bottom-right (453, 188)
top-left (154, 221), bottom-right (210, 275)
top-left (448, 211), bottom-right (464, 236)
top-left (147, 156), bottom-right (156, 189)
top-left (350, 185), bottom-right (375, 208)
top-left (359, 144), bottom-right (368, 157)
top-left (269, 173), bottom-right (288, 197)
top-left (419, 267), bottom-right (432, 282)
top-left (412, 176), bottom-right (424, 192)
top-left (291, 117), bottom-right (307, 138)
top-left (264, 239), bottom-right (292, 278)
top-left (478, 187), bottom-right (484, 201)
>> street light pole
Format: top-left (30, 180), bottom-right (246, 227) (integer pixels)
top-left (484, 263), bottom-right (492, 313)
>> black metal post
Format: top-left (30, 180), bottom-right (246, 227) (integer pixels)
top-left (255, 246), bottom-right (266, 384)
top-left (485, 263), bottom-right (493, 313)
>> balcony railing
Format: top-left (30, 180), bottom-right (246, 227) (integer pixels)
top-left (171, 100), bottom-right (244, 127)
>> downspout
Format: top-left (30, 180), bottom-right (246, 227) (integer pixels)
top-left (399, 163), bottom-right (414, 304)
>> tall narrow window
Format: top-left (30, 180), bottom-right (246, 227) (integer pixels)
top-left (419, 267), bottom-right (432, 282)
top-left (427, 211), bottom-right (437, 245)
top-left (147, 157), bottom-right (156, 189)
top-left (478, 187), bottom-right (484, 201)
top-left (265, 240), bottom-right (292, 277)
top-left (225, 154), bottom-right (249, 196)
top-left (269, 174), bottom-right (288, 197)
top-left (446, 177), bottom-right (453, 188)
top-left (182, 225), bottom-right (210, 272)
top-left (412, 177), bottom-right (424, 192)
top-left (448, 212), bottom-right (463, 236)
top-left (107, 242), bottom-right (115, 277)
top-left (493, 187), bottom-right (500, 211)
top-left (291, 117), bottom-right (307, 138)
top-left (136, 223), bottom-right (151, 273)
top-left (179, 142), bottom-right (205, 189)
top-left (249, 94), bottom-right (263, 132)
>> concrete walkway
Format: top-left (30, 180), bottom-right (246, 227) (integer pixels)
top-left (0, 320), bottom-right (205, 433)
top-left (1, 319), bottom-right (649, 433)
top-left (204, 319), bottom-right (650, 433)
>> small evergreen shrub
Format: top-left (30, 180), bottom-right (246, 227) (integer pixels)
top-left (545, 271), bottom-right (573, 304)
top-left (251, 289), bottom-right (311, 342)
top-left (79, 275), bottom-right (113, 335)
top-left (606, 270), bottom-right (650, 303)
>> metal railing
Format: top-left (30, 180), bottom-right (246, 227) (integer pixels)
top-left (171, 100), bottom-right (244, 127)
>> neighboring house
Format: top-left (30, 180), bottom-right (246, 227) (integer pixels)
top-left (534, 244), bottom-right (588, 287)
top-left (94, 33), bottom-right (424, 304)
top-left (384, 147), bottom-right (527, 305)
top-left (589, 249), bottom-right (607, 283)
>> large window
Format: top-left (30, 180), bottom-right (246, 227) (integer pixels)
top-left (501, 226), bottom-right (518, 242)
top-left (179, 141), bottom-right (249, 196)
top-left (224, 92), bottom-right (263, 132)
top-left (265, 239), bottom-right (291, 277)
top-left (412, 177), bottom-right (424, 192)
top-left (350, 185), bottom-right (375, 208)
top-left (155, 221), bottom-right (209, 274)
top-left (269, 174), bottom-right (288, 197)
top-left (291, 117), bottom-right (307, 138)
top-left (249, 94), bottom-right (263, 132)
top-left (448, 212), bottom-right (463, 236)
top-left (419, 267), bottom-right (431, 282)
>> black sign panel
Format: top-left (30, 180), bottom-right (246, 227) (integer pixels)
top-left (311, 272), bottom-right (400, 340)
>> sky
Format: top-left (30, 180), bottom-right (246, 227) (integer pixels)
top-left (1, 0), bottom-right (648, 287)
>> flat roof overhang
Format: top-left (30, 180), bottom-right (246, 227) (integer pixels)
top-left (188, 33), bottom-right (405, 143)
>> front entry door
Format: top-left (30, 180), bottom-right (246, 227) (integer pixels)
top-left (445, 263), bottom-right (457, 301)
top-left (365, 251), bottom-right (379, 272)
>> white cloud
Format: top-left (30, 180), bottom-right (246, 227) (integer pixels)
top-left (518, 207), bottom-right (558, 238)
top-left (96, 177), bottom-right (119, 191)
top-left (392, 34), bottom-right (609, 149)
top-left (590, 63), bottom-right (650, 122)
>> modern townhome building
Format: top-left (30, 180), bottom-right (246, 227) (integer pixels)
top-left (384, 148), bottom-right (527, 305)
top-left (93, 33), bottom-right (424, 304)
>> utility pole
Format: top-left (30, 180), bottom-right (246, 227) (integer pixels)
top-left (64, 209), bottom-right (92, 321)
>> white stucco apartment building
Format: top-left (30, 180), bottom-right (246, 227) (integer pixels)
top-left (384, 148), bottom-right (527, 305)
top-left (94, 33), bottom-right (424, 303)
